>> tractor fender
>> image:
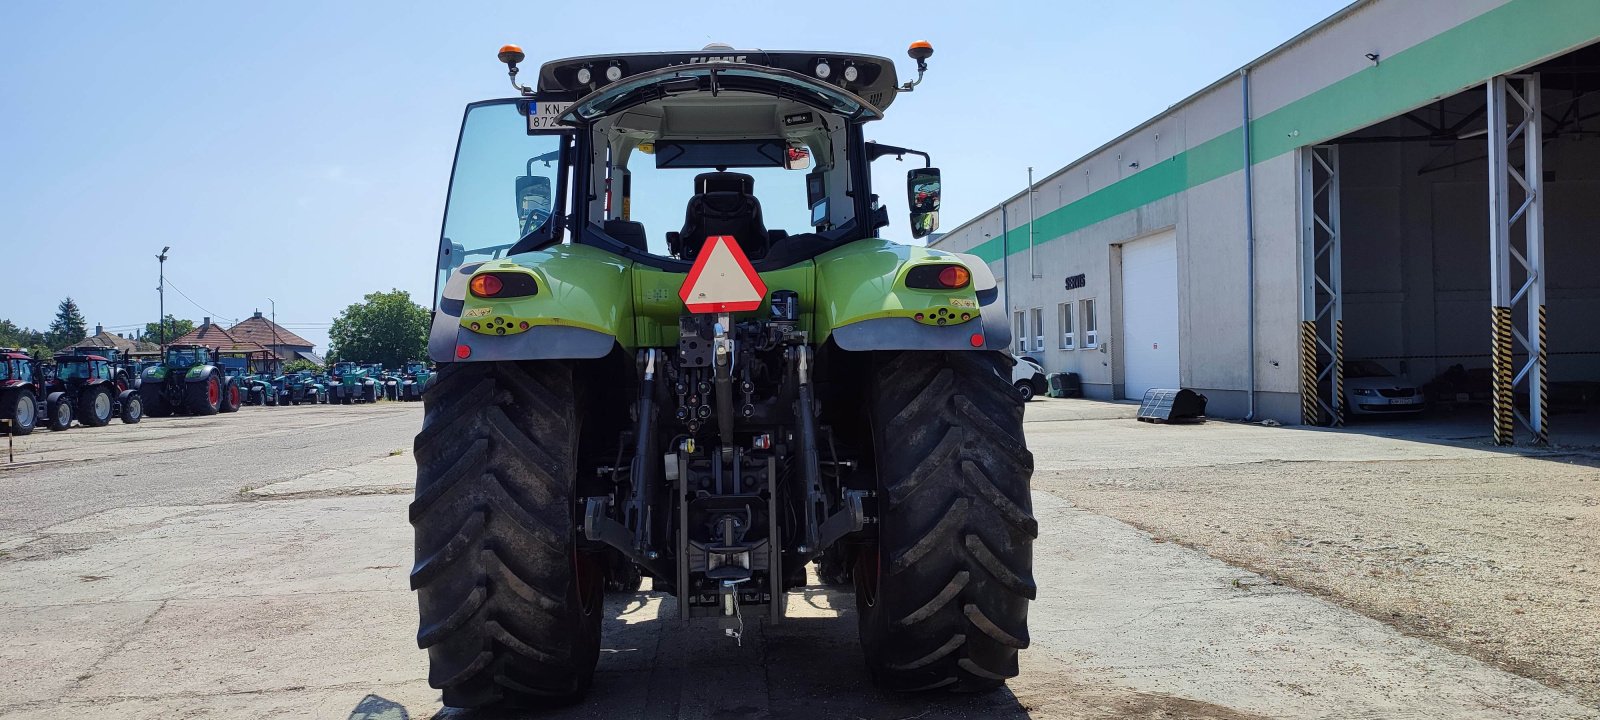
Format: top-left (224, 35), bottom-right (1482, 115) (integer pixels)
top-left (430, 244), bottom-right (630, 363)
top-left (117, 388), bottom-right (139, 403)
top-left (185, 365), bottom-right (218, 384)
top-left (816, 240), bottom-right (1011, 352)
top-left (46, 391), bottom-right (67, 405)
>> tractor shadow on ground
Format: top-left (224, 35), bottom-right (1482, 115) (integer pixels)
top-left (425, 586), bottom-right (1036, 720)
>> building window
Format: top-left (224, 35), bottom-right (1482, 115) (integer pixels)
top-left (1082, 299), bottom-right (1098, 348)
top-left (1014, 311), bottom-right (1026, 354)
top-left (1058, 302), bottom-right (1075, 349)
top-left (1030, 308), bottom-right (1044, 352)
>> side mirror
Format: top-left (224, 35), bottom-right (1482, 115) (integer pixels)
top-left (907, 167), bottom-right (941, 239)
top-left (515, 175), bottom-right (553, 236)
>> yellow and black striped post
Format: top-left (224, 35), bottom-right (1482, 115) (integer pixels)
top-left (1490, 305), bottom-right (1515, 446)
top-left (1536, 304), bottom-right (1549, 445)
top-left (1332, 319), bottom-right (1345, 426)
top-left (1299, 321), bottom-right (1319, 425)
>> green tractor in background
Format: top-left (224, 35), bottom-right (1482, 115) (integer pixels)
top-left (410, 42), bottom-right (1033, 710)
top-left (398, 360), bottom-right (431, 400)
top-left (367, 363), bottom-right (402, 401)
top-left (284, 371), bottom-right (327, 405)
top-left (140, 345), bottom-right (241, 416)
top-left (327, 361), bottom-right (378, 404)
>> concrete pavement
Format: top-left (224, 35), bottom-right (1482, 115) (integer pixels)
top-left (0, 402), bottom-right (1595, 718)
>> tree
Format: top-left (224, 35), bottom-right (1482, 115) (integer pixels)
top-left (143, 315), bottom-right (196, 345)
top-left (47, 297), bottom-right (87, 348)
top-left (0, 319), bottom-right (49, 355)
top-left (284, 358), bottom-right (321, 374)
top-left (326, 289), bottom-right (429, 368)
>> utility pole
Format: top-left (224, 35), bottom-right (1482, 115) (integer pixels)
top-left (157, 246), bottom-right (170, 352)
top-left (269, 297), bottom-right (280, 373)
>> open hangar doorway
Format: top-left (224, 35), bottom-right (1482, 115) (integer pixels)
top-left (1300, 43), bottom-right (1600, 445)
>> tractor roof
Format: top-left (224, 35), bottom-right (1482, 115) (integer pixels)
top-left (54, 353), bottom-right (108, 362)
top-left (537, 48), bottom-right (903, 113)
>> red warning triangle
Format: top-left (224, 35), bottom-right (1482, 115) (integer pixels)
top-left (680, 236), bottom-right (768, 313)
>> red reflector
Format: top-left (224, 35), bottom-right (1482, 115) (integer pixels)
top-left (455, 345), bottom-right (472, 359)
top-left (470, 274), bottom-right (503, 297)
top-left (969, 333), bottom-right (984, 348)
top-left (519, 321), bottom-right (529, 330)
top-left (939, 266), bottom-right (971, 288)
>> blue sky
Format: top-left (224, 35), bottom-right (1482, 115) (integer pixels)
top-left (0, 0), bottom-right (1348, 352)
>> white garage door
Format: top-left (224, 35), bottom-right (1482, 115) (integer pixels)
top-left (1119, 231), bottom-right (1180, 398)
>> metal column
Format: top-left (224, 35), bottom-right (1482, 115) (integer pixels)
top-left (1486, 74), bottom-right (1547, 446)
top-left (1300, 145), bottom-right (1343, 426)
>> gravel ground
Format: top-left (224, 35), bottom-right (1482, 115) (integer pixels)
top-left (1028, 403), bottom-right (1600, 704)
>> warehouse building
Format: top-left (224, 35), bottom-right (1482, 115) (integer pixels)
top-left (932, 0), bottom-right (1600, 444)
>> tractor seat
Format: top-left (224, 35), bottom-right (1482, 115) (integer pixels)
top-left (672, 172), bottom-right (770, 261)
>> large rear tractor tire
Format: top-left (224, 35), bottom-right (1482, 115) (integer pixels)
top-left (855, 351), bottom-right (1037, 692)
top-left (187, 376), bottom-right (221, 416)
top-left (141, 387), bottom-right (170, 417)
top-left (411, 361), bottom-right (602, 709)
top-left (79, 385), bottom-right (113, 427)
top-left (3, 390), bottom-right (36, 435)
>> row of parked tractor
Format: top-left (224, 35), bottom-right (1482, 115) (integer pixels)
top-left (1, 344), bottom-right (434, 436)
top-left (233, 360), bottom-right (433, 407)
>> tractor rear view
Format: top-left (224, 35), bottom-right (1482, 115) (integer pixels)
top-left (398, 361), bottom-right (431, 400)
top-left (1, 350), bottom-right (74, 434)
top-left (328, 362), bottom-right (379, 404)
top-left (410, 41), bottom-right (1033, 710)
top-left (48, 353), bottom-right (142, 427)
top-left (140, 345), bottom-right (241, 416)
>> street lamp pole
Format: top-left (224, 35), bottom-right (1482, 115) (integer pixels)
top-left (157, 246), bottom-right (170, 352)
top-left (268, 297), bottom-right (280, 371)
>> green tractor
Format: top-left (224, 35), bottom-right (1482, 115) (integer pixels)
top-left (140, 345), bottom-right (242, 416)
top-left (368, 363), bottom-right (402, 401)
top-left (398, 360), bottom-right (431, 400)
top-left (284, 371), bottom-right (327, 405)
top-left (327, 361), bottom-right (379, 404)
top-left (410, 42), bottom-right (1034, 710)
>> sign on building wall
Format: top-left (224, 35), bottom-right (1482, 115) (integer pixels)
top-left (1064, 274), bottom-right (1087, 290)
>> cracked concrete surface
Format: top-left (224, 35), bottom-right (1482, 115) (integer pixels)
top-left (0, 401), bottom-right (1596, 718)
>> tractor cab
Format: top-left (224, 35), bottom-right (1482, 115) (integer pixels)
top-left (52, 354), bottom-right (113, 386)
top-left (434, 43), bottom-right (944, 308)
top-left (163, 345), bottom-right (212, 369)
top-left (0, 350), bottom-right (36, 389)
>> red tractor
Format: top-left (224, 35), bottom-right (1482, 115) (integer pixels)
top-left (47, 353), bottom-right (143, 427)
top-left (0, 349), bottom-right (73, 434)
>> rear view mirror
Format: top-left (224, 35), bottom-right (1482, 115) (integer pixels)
top-left (785, 146), bottom-right (811, 171)
top-left (516, 175), bottom-right (553, 236)
top-left (907, 167), bottom-right (941, 239)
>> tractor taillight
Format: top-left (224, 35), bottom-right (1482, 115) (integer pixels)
top-left (469, 272), bottom-right (537, 298)
top-left (905, 263), bottom-right (971, 290)
top-left (469, 274), bottom-right (503, 297)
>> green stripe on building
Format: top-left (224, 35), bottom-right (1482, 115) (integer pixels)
top-left (965, 0), bottom-right (1600, 265)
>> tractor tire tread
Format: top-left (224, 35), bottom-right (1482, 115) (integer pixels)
top-left (411, 361), bottom-right (598, 709)
top-left (859, 350), bottom-right (1035, 693)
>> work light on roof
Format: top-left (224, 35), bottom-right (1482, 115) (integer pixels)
top-left (605, 63), bottom-right (623, 82)
top-left (813, 59), bottom-right (831, 79)
top-left (842, 64), bottom-right (859, 83)
top-left (576, 66), bottom-right (592, 85)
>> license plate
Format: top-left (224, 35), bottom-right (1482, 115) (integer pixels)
top-left (528, 102), bottom-right (574, 132)
top-left (1391, 398), bottom-right (1415, 405)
